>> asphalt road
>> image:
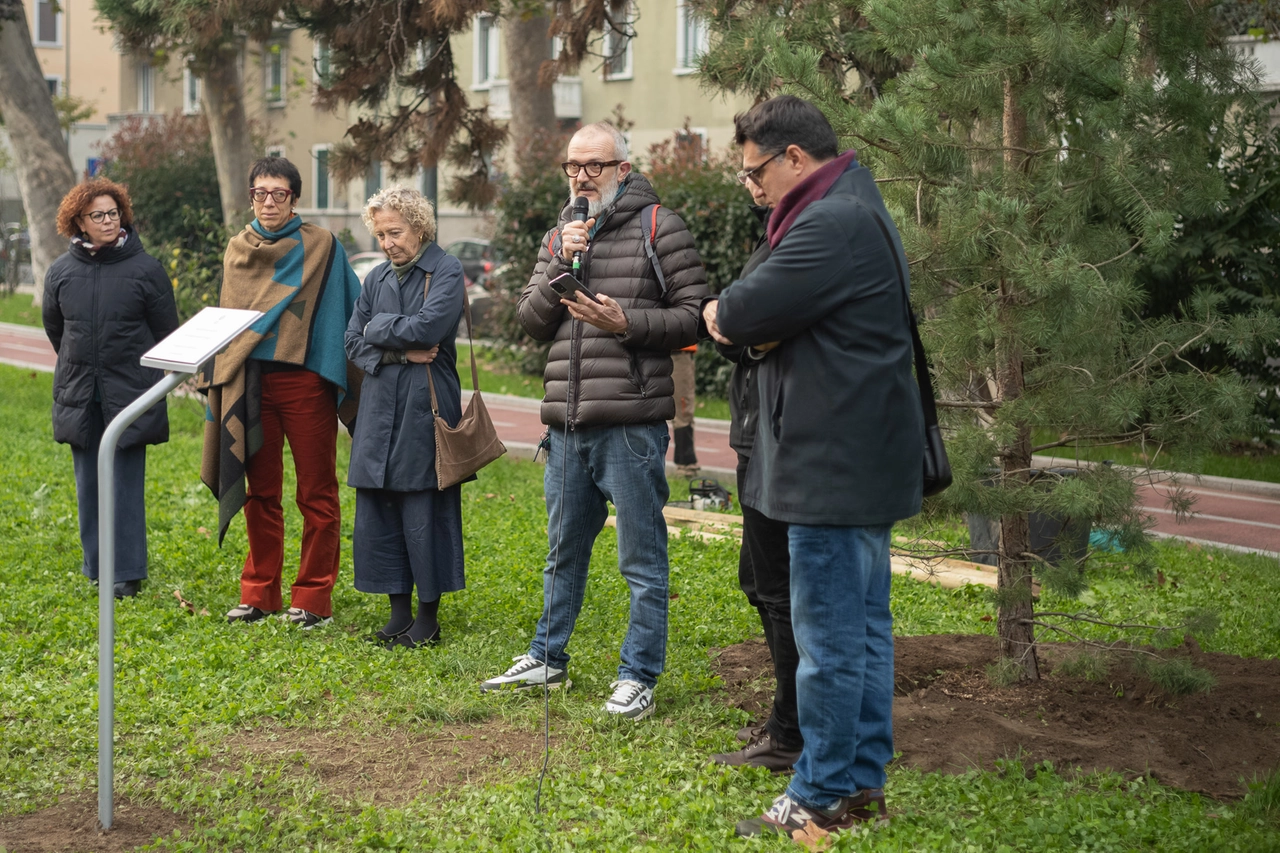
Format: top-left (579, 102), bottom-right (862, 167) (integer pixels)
top-left (4, 320), bottom-right (1276, 558)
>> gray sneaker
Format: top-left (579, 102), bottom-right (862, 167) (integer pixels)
top-left (480, 655), bottom-right (570, 693)
top-left (603, 679), bottom-right (654, 720)
top-left (226, 603), bottom-right (271, 623)
top-left (282, 607), bottom-right (331, 629)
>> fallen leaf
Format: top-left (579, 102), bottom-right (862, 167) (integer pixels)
top-left (509, 494), bottom-right (516, 501)
top-left (1156, 570), bottom-right (1166, 587)
top-left (197, 526), bottom-right (210, 538)
top-left (669, 592), bottom-right (680, 600)
top-left (485, 493), bottom-right (497, 499)
top-left (980, 614), bottom-right (992, 622)
top-left (173, 589), bottom-right (195, 615)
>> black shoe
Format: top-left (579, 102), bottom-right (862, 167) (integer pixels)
top-left (368, 625), bottom-right (410, 644)
top-left (386, 627), bottom-right (441, 649)
top-left (737, 723), bottom-right (766, 743)
top-left (711, 731), bottom-right (802, 773)
top-left (113, 580), bottom-right (141, 599)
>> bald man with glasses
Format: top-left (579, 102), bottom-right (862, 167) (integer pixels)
top-left (480, 122), bottom-right (708, 721)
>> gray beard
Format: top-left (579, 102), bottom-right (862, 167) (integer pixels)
top-left (575, 172), bottom-right (622, 219)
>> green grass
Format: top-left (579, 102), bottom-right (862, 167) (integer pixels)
top-left (3, 368), bottom-right (1280, 850)
top-left (1036, 432), bottom-right (1280, 485)
top-left (0, 292), bottom-right (40, 327)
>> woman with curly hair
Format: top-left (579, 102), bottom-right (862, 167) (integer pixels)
top-left (42, 177), bottom-right (180, 598)
top-left (345, 186), bottom-right (467, 648)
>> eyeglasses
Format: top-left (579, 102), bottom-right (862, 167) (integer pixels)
top-left (82, 208), bottom-right (121, 224)
top-left (561, 160), bottom-right (622, 178)
top-left (249, 187), bottom-right (294, 204)
top-left (735, 152), bottom-right (784, 186)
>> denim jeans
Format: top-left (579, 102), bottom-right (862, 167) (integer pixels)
top-left (72, 400), bottom-right (149, 583)
top-left (785, 523), bottom-right (894, 809)
top-left (528, 422), bottom-right (671, 688)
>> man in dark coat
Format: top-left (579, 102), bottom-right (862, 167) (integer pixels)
top-left (480, 122), bottom-right (708, 720)
top-left (704, 96), bottom-right (924, 840)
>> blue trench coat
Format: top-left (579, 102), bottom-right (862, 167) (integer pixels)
top-left (345, 243), bottom-right (466, 491)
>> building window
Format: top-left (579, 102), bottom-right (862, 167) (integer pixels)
top-left (603, 0), bottom-right (634, 81)
top-left (35, 0), bottom-right (60, 46)
top-left (674, 126), bottom-right (708, 160)
top-left (314, 39), bottom-right (333, 87)
top-left (265, 42), bottom-right (286, 106)
top-left (183, 67), bottom-right (202, 115)
top-left (675, 0), bottom-right (708, 73)
top-left (364, 162), bottom-right (382, 203)
top-left (44, 76), bottom-right (61, 97)
top-left (473, 13), bottom-right (499, 89)
top-left (314, 146), bottom-right (330, 209)
top-left (266, 145), bottom-right (286, 159)
top-left (137, 64), bottom-right (155, 112)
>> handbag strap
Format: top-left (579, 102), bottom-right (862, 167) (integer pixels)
top-left (866, 207), bottom-right (941, 431)
top-left (421, 269), bottom-right (483, 418)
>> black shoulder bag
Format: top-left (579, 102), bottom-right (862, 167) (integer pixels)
top-left (868, 208), bottom-right (953, 498)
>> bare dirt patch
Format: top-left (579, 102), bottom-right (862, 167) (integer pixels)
top-left (227, 721), bottom-right (546, 806)
top-left (0, 795), bottom-right (189, 853)
top-left (711, 633), bottom-right (1280, 799)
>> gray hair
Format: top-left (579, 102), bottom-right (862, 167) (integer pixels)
top-left (576, 121), bottom-right (629, 161)
top-left (361, 185), bottom-right (437, 244)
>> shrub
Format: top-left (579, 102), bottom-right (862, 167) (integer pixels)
top-left (97, 113), bottom-right (222, 250)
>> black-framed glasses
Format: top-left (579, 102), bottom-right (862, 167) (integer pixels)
top-left (561, 160), bottom-right (622, 178)
top-left (82, 208), bottom-right (121, 224)
top-left (250, 187), bottom-right (294, 204)
top-left (735, 151), bottom-right (784, 186)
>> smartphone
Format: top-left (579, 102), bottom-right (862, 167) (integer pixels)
top-left (548, 272), bottom-right (602, 305)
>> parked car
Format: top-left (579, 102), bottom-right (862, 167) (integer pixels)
top-left (443, 238), bottom-right (501, 287)
top-left (348, 251), bottom-right (386, 283)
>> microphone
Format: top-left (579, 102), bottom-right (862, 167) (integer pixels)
top-left (571, 197), bottom-right (589, 272)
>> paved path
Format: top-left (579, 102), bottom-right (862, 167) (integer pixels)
top-left (4, 320), bottom-right (1276, 557)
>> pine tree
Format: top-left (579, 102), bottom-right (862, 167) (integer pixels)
top-left (697, 0), bottom-right (1280, 679)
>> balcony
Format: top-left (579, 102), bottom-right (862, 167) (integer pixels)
top-left (487, 77), bottom-right (582, 121)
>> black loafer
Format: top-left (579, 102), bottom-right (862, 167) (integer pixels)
top-left (386, 627), bottom-right (442, 649)
top-left (113, 580), bottom-right (141, 599)
top-left (367, 625), bottom-right (410, 644)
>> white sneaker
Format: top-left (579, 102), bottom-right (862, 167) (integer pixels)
top-left (604, 679), bottom-right (654, 720)
top-left (281, 607), bottom-right (331, 629)
top-left (480, 654), bottom-right (571, 693)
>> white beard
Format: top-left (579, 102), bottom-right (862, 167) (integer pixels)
top-left (574, 171), bottom-right (622, 219)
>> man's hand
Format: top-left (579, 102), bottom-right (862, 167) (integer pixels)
top-left (405, 345), bottom-right (440, 364)
top-left (703, 300), bottom-right (733, 346)
top-left (563, 292), bottom-right (628, 334)
top-left (752, 340), bottom-right (781, 353)
top-left (559, 218), bottom-right (596, 262)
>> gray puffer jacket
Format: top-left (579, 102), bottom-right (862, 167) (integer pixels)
top-left (519, 173), bottom-right (708, 428)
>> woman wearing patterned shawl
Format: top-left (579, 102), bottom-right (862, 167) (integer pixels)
top-left (200, 157), bottom-right (361, 630)
top-left (344, 187), bottom-right (467, 649)
top-left (42, 178), bottom-right (180, 600)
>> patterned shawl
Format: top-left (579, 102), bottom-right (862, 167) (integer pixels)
top-left (199, 216), bottom-right (361, 544)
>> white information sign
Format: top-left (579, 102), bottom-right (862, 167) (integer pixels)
top-left (140, 307), bottom-right (263, 373)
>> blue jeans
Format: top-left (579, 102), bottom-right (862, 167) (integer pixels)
top-left (528, 422), bottom-right (671, 688)
top-left (785, 523), bottom-right (894, 809)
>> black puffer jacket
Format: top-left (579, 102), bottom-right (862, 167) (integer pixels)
top-left (42, 231), bottom-right (180, 449)
top-left (519, 173), bottom-right (708, 428)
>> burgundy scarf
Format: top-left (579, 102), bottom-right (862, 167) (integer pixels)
top-left (766, 150), bottom-right (858, 249)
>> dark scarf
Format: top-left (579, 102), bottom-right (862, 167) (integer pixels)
top-left (766, 150), bottom-right (859, 249)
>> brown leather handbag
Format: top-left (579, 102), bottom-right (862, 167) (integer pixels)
top-left (422, 272), bottom-right (507, 489)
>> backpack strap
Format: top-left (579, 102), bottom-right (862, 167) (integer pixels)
top-left (639, 204), bottom-right (668, 296)
top-left (547, 228), bottom-right (562, 257)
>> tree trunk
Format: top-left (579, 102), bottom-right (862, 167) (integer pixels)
top-left (996, 75), bottom-right (1039, 681)
top-left (201, 45), bottom-right (256, 231)
top-left (503, 11), bottom-right (558, 175)
top-left (0, 10), bottom-right (78, 308)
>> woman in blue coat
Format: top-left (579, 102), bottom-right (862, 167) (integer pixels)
top-left (42, 178), bottom-right (180, 599)
top-left (345, 187), bottom-right (466, 648)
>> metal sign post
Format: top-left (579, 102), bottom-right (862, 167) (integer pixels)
top-left (97, 307), bottom-right (261, 830)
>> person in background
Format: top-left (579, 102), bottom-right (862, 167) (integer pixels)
top-left (671, 345), bottom-right (699, 477)
top-left (43, 177), bottom-right (180, 599)
top-left (344, 187), bottom-right (467, 649)
top-left (200, 156), bottom-right (361, 629)
top-left (703, 183), bottom-right (803, 773)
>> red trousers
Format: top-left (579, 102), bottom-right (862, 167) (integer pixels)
top-left (240, 369), bottom-right (341, 616)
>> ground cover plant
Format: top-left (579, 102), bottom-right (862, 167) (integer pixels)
top-left (2, 363), bottom-right (1279, 851)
